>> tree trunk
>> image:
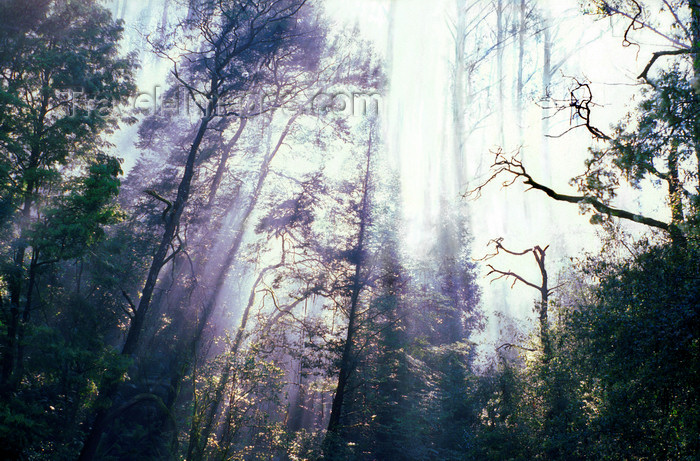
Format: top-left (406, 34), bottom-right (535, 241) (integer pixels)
top-left (690, 1), bottom-right (700, 194)
top-left (534, 246), bottom-right (551, 362)
top-left (541, 13), bottom-right (552, 184)
top-left (516, 0), bottom-right (526, 142)
top-left (207, 117), bottom-right (248, 207)
top-left (191, 113), bottom-right (298, 350)
top-left (2, 84), bottom-right (51, 391)
top-left (326, 132), bottom-right (373, 436)
top-left (496, 0), bottom-right (505, 147)
top-left (179, 114), bottom-right (298, 460)
top-left (78, 112), bottom-right (213, 461)
top-left (452, 0), bottom-right (467, 190)
top-left (12, 249), bottom-right (39, 389)
top-left (1, 186), bottom-right (35, 390)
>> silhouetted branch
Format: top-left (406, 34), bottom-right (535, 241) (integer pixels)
top-left (486, 264), bottom-right (540, 291)
top-left (597, 0), bottom-right (689, 49)
top-left (638, 49), bottom-right (692, 81)
top-left (497, 343), bottom-right (537, 352)
top-left (145, 189), bottom-right (173, 222)
top-left (468, 151), bottom-right (676, 237)
top-left (568, 80), bottom-right (610, 140)
top-left (621, 0), bottom-right (642, 49)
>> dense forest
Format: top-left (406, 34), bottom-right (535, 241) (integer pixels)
top-left (0, 0), bottom-right (698, 459)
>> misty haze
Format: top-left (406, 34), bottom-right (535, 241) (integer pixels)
top-left (0, 0), bottom-right (698, 459)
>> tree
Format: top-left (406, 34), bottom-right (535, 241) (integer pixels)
top-left (468, 2), bottom-right (700, 247)
top-left (0, 0), bottom-right (136, 392)
top-left (325, 126), bottom-right (375, 443)
top-left (0, 156), bottom-right (128, 459)
top-left (465, 4), bottom-right (700, 459)
top-left (558, 241), bottom-right (700, 459)
top-left (77, 1), bottom-right (319, 458)
top-left (480, 237), bottom-right (554, 360)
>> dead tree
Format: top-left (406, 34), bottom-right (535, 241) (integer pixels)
top-left (480, 237), bottom-right (557, 360)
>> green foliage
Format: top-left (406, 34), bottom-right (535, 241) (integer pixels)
top-left (29, 156), bottom-right (124, 261)
top-left (569, 243), bottom-right (700, 459)
top-left (0, 397), bottom-right (48, 460)
top-left (2, 1), bottom-right (700, 460)
top-left (0, 0), bottom-right (136, 216)
top-left (575, 65), bottom-right (698, 229)
top-left (469, 241), bottom-right (700, 460)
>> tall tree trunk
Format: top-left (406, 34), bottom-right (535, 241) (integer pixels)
top-left (1, 155), bottom-right (39, 390)
top-left (516, 0), bottom-right (526, 144)
top-left (207, 117), bottom-right (248, 207)
top-left (123, 115), bottom-right (212, 357)
top-left (496, 0), bottom-right (505, 146)
top-left (78, 110), bottom-right (213, 461)
top-left (326, 132), bottom-right (373, 437)
top-left (534, 247), bottom-right (551, 362)
top-left (452, 0), bottom-right (467, 190)
top-left (690, 1), bottom-right (700, 195)
top-left (191, 112), bottom-right (298, 350)
top-left (541, 13), bottom-right (552, 184)
top-left (178, 114), bottom-right (299, 460)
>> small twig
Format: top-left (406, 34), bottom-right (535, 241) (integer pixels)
top-left (496, 343), bottom-right (537, 352)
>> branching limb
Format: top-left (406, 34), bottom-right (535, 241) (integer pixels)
top-left (595, 1), bottom-right (694, 85)
top-left (481, 238), bottom-right (555, 361)
top-left (145, 189), bottom-right (173, 222)
top-left (497, 343), bottom-right (537, 352)
top-left (486, 264), bottom-right (540, 291)
top-left (568, 80), bottom-right (610, 140)
top-left (468, 151), bottom-right (677, 238)
top-left (598, 0), bottom-right (690, 50)
top-left (638, 49), bottom-right (692, 82)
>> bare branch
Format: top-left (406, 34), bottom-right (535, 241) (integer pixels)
top-left (638, 49), bottom-right (692, 81)
top-left (496, 343), bottom-right (537, 352)
top-left (568, 79), bottom-right (610, 140)
top-left (468, 151), bottom-right (677, 238)
top-left (486, 264), bottom-right (541, 292)
top-left (599, 0), bottom-right (690, 50)
top-left (662, 0), bottom-right (691, 41)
